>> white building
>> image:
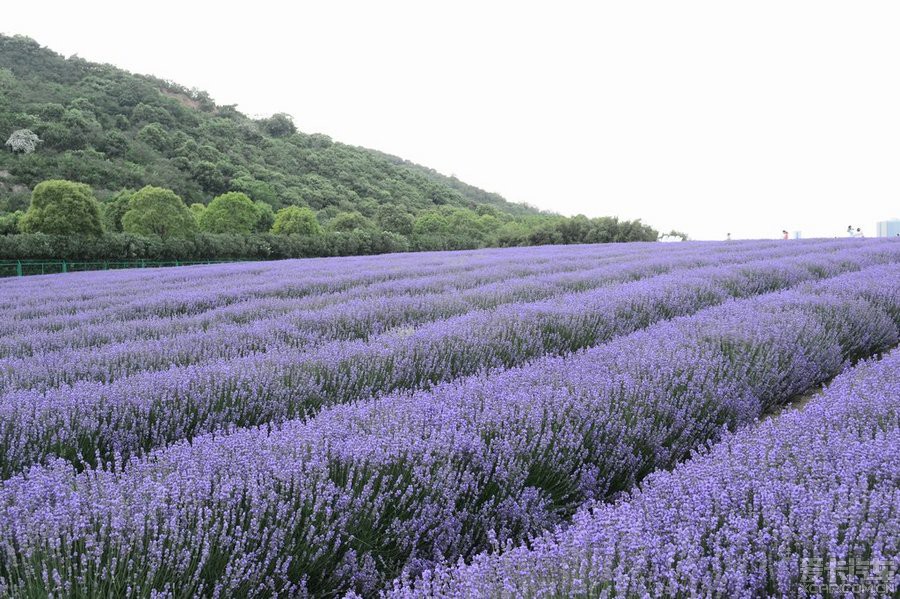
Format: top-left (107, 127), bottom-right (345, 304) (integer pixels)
top-left (876, 220), bottom-right (900, 237)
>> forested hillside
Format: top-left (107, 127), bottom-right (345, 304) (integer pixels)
top-left (0, 35), bottom-right (535, 211)
top-left (0, 34), bottom-right (661, 260)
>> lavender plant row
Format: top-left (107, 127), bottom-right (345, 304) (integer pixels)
top-left (0, 239), bottom-right (854, 344)
top-left (0, 242), bottom-right (743, 362)
top-left (1, 238), bottom-right (858, 390)
top-left (0, 240), bottom-right (804, 318)
top-left (0, 240), bottom-right (837, 361)
top-left (1, 263), bottom-right (898, 597)
top-left (6, 241), bottom-right (736, 326)
top-left (2, 245), bottom-right (895, 477)
top-left (0, 252), bottom-right (608, 357)
top-left (395, 346), bottom-right (900, 599)
top-left (0, 245), bottom-right (776, 391)
top-left (0, 244), bottom-right (640, 336)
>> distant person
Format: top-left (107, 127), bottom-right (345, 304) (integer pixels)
top-left (782, 230), bottom-right (789, 240)
top-left (847, 225), bottom-right (854, 237)
top-left (856, 227), bottom-right (864, 238)
top-left (726, 232), bottom-right (731, 241)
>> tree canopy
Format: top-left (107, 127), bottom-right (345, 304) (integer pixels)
top-left (101, 189), bottom-right (133, 232)
top-left (198, 191), bottom-right (259, 235)
top-left (329, 211), bottom-right (372, 233)
top-left (121, 186), bottom-right (197, 238)
top-left (257, 113), bottom-right (297, 138)
top-left (5, 128), bottom-right (41, 154)
top-left (19, 179), bottom-right (103, 236)
top-left (272, 206), bottom-right (322, 236)
top-left (376, 204), bottom-right (414, 235)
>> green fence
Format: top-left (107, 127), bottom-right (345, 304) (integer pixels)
top-left (0, 260), bottom-right (242, 278)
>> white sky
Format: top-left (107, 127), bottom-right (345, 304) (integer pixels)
top-left (4, 1), bottom-right (899, 239)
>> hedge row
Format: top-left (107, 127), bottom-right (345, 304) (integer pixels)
top-left (0, 231), bottom-right (417, 261)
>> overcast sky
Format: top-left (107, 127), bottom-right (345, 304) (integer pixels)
top-left (4, 1), bottom-right (899, 239)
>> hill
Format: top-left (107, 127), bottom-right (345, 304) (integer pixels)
top-left (0, 35), bottom-right (534, 215)
top-left (0, 34), bottom-right (660, 259)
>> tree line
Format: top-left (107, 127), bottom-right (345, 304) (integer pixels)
top-left (0, 179), bottom-right (660, 261)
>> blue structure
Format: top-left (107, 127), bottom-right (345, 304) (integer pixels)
top-left (876, 220), bottom-right (900, 237)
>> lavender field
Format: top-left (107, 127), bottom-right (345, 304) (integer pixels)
top-left (1, 239), bottom-right (899, 598)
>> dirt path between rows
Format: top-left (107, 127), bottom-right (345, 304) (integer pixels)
top-left (762, 347), bottom-right (897, 422)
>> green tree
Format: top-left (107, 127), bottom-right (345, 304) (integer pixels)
top-left (230, 175), bottom-right (278, 206)
top-left (556, 214), bottom-right (592, 244)
top-left (42, 108), bottom-right (102, 150)
top-left (376, 204), bottom-right (414, 235)
top-left (19, 179), bottom-right (104, 236)
top-left (191, 160), bottom-right (227, 194)
top-left (0, 210), bottom-right (23, 235)
top-left (494, 220), bottom-right (531, 246)
top-left (136, 123), bottom-right (169, 152)
top-left (477, 213), bottom-right (501, 236)
top-left (413, 210), bottom-right (450, 236)
top-left (272, 206), bottom-right (322, 236)
top-left (254, 201), bottom-right (275, 233)
top-left (100, 130), bottom-right (129, 157)
top-left (121, 185), bottom-right (196, 238)
top-left (102, 189), bottom-right (134, 232)
top-left (199, 191), bottom-right (259, 234)
top-left (445, 207), bottom-right (488, 242)
top-left (329, 211), bottom-right (372, 232)
top-left (258, 113), bottom-right (296, 138)
top-left (189, 203), bottom-right (207, 223)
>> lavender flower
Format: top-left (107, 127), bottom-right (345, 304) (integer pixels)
top-left (396, 348), bottom-right (900, 598)
top-left (2, 242), bottom-right (896, 476)
top-left (1, 251), bottom-right (897, 597)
